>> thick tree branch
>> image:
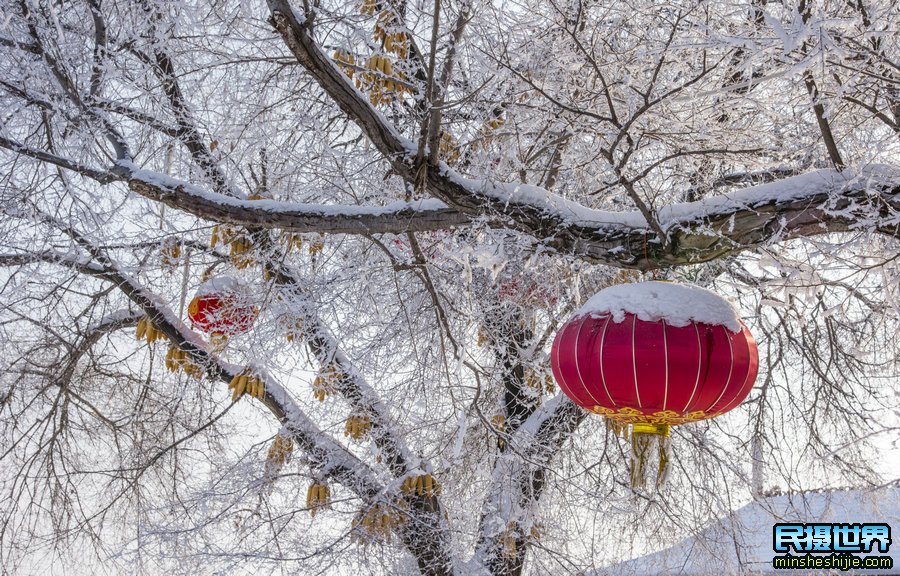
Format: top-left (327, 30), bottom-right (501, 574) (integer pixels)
top-left (265, 2), bottom-right (899, 269)
top-left (474, 395), bottom-right (586, 576)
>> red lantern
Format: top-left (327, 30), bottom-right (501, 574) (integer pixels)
top-left (551, 281), bottom-right (758, 487)
top-left (187, 276), bottom-right (258, 339)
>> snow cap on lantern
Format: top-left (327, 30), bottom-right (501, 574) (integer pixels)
top-left (550, 281), bottom-right (758, 488)
top-left (188, 275), bottom-right (258, 338)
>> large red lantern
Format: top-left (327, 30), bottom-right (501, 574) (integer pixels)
top-left (551, 281), bottom-right (758, 487)
top-left (187, 276), bottom-right (258, 339)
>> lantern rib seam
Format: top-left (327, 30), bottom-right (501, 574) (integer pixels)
top-left (720, 328), bottom-right (755, 414)
top-left (632, 315), bottom-right (642, 409)
top-left (682, 323), bottom-right (703, 413)
top-left (662, 320), bottom-right (669, 411)
top-left (574, 315), bottom-right (603, 408)
top-left (707, 325), bottom-right (735, 414)
top-left (597, 315), bottom-right (616, 408)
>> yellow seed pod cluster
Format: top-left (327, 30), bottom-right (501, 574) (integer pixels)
top-left (400, 473), bottom-right (441, 497)
top-left (333, 49), bottom-right (356, 79)
top-left (374, 10), bottom-right (409, 59)
top-left (160, 239), bottom-right (182, 267)
top-left (475, 115), bottom-right (506, 151)
top-left (285, 318), bottom-right (305, 343)
top-left (228, 369), bottom-right (266, 401)
top-left (229, 235), bottom-right (255, 269)
top-left (439, 131), bottom-right (461, 164)
top-left (266, 433), bottom-right (293, 469)
top-left (306, 481), bottom-right (331, 517)
top-left (491, 414), bottom-right (507, 448)
top-left (344, 412), bottom-right (372, 441)
top-left (500, 522), bottom-right (519, 560)
top-left (359, 0), bottom-right (378, 15)
top-left (529, 522), bottom-right (543, 541)
top-left (284, 232), bottom-right (305, 252)
top-left (312, 365), bottom-right (341, 401)
top-left (307, 239), bottom-right (325, 255)
top-left (136, 317), bottom-right (167, 344)
top-left (164, 344), bottom-right (204, 379)
top-left (350, 502), bottom-right (406, 544)
top-left (209, 224), bottom-right (237, 248)
top-left (476, 325), bottom-right (490, 347)
top-left (383, 29), bottom-right (408, 60)
top-left (523, 370), bottom-right (556, 395)
top-left (356, 55), bottom-right (411, 106)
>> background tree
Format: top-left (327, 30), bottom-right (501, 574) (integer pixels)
top-left (0, 0), bottom-right (897, 575)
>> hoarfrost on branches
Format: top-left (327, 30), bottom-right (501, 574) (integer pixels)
top-left (0, 0), bottom-right (898, 575)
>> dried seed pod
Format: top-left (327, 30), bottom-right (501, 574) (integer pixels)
top-left (344, 413), bottom-right (372, 441)
top-left (307, 240), bottom-right (324, 255)
top-left (439, 131), bottom-right (460, 164)
top-left (160, 238), bottom-right (182, 267)
top-left (333, 49), bottom-right (356, 78)
top-left (359, 0), bottom-right (378, 15)
top-left (307, 481), bottom-right (331, 517)
top-left (312, 365), bottom-right (341, 401)
top-left (476, 325), bottom-right (490, 347)
top-left (136, 317), bottom-right (148, 341)
top-left (491, 414), bottom-right (507, 449)
top-left (500, 522), bottom-right (518, 559)
top-left (228, 369), bottom-right (264, 401)
top-left (285, 318), bottom-right (304, 343)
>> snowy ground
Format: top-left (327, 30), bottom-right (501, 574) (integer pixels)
top-left (596, 485), bottom-right (900, 575)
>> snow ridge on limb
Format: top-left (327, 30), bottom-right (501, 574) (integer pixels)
top-left (257, 249), bottom-right (455, 576)
top-left (123, 162), bottom-right (470, 235)
top-left (5, 234), bottom-right (464, 571)
top-left (472, 395), bottom-right (585, 575)
top-left (5, 244), bottom-right (386, 500)
top-left (266, 2), bottom-right (900, 270)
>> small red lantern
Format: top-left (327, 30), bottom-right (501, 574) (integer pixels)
top-left (551, 281), bottom-right (758, 487)
top-left (187, 276), bottom-right (258, 339)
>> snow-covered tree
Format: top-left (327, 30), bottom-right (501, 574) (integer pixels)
top-left (0, 0), bottom-right (897, 574)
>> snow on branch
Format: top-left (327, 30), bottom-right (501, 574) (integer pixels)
top-left (121, 161), bottom-right (470, 235)
top-left (472, 395), bottom-right (586, 573)
top-left (267, 2), bottom-right (900, 270)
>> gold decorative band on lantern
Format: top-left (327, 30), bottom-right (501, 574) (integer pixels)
top-left (592, 406), bottom-right (709, 426)
top-left (632, 422), bottom-right (670, 437)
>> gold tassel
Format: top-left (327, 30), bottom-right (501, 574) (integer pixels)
top-left (657, 434), bottom-right (671, 487)
top-left (606, 417), bottom-right (631, 439)
top-left (629, 423), bottom-right (670, 489)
